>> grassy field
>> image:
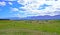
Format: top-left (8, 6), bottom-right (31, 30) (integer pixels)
top-left (0, 20), bottom-right (60, 35)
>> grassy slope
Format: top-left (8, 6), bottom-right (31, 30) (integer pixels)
top-left (0, 20), bottom-right (60, 35)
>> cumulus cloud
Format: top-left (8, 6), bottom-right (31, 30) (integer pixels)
top-left (11, 8), bottom-right (19, 12)
top-left (0, 1), bottom-right (6, 6)
top-left (8, 2), bottom-right (13, 5)
top-left (10, 0), bottom-right (60, 18)
top-left (15, 14), bottom-right (27, 18)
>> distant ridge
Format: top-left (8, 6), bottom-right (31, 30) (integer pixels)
top-left (20, 15), bottom-right (60, 20)
top-left (0, 19), bottom-right (10, 20)
top-left (8, 15), bottom-right (60, 20)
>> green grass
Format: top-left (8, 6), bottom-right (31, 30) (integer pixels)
top-left (0, 20), bottom-right (60, 35)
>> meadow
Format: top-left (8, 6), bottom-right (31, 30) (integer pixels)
top-left (0, 20), bottom-right (60, 35)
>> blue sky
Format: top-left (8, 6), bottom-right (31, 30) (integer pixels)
top-left (0, 0), bottom-right (60, 18)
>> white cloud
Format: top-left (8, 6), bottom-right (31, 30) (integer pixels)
top-left (0, 1), bottom-right (6, 6)
top-left (8, 2), bottom-right (13, 5)
top-left (11, 8), bottom-right (19, 12)
top-left (13, 0), bottom-right (60, 18)
top-left (17, 0), bottom-right (28, 5)
top-left (16, 14), bottom-right (27, 18)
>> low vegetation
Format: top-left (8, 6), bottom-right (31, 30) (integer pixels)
top-left (0, 20), bottom-right (60, 35)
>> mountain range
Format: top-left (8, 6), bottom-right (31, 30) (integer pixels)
top-left (8, 15), bottom-right (60, 20)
